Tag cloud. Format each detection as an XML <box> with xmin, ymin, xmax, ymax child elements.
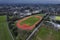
<box><xmin>0</xmin><ymin>0</ymin><xmax>60</xmax><ymax>4</ymax></box>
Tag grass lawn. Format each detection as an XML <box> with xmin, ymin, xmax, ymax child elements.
<box><xmin>0</xmin><ymin>16</ymin><xmax>13</xmax><ymax>40</ymax></box>
<box><xmin>55</xmin><ymin>16</ymin><xmax>60</xmax><ymax>20</ymax></box>
<box><xmin>20</xmin><ymin>14</ymin><xmax>45</xmax><ymax>26</ymax></box>
<box><xmin>33</xmin><ymin>25</ymin><xmax>60</xmax><ymax>40</ymax></box>
<box><xmin>20</xmin><ymin>16</ymin><xmax>40</xmax><ymax>26</ymax></box>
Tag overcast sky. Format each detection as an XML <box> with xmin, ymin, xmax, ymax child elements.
<box><xmin>0</xmin><ymin>0</ymin><xmax>60</xmax><ymax>4</ymax></box>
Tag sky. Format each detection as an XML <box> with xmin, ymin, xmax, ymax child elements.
<box><xmin>0</xmin><ymin>0</ymin><xmax>60</xmax><ymax>4</ymax></box>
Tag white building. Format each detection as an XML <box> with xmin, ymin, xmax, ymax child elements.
<box><xmin>46</xmin><ymin>20</ymin><xmax>60</xmax><ymax>30</ymax></box>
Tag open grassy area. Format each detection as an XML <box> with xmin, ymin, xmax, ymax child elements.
<box><xmin>55</xmin><ymin>16</ymin><xmax>60</xmax><ymax>20</ymax></box>
<box><xmin>0</xmin><ymin>16</ymin><xmax>13</xmax><ymax>40</ymax></box>
<box><xmin>20</xmin><ymin>16</ymin><xmax>40</xmax><ymax>26</ymax></box>
<box><xmin>20</xmin><ymin>14</ymin><xmax>45</xmax><ymax>26</ymax></box>
<box><xmin>33</xmin><ymin>25</ymin><xmax>60</xmax><ymax>40</ymax></box>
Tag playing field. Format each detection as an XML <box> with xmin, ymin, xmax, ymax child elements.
<box><xmin>16</xmin><ymin>14</ymin><xmax>43</xmax><ymax>30</ymax></box>
<box><xmin>55</xmin><ymin>16</ymin><xmax>60</xmax><ymax>20</ymax></box>
<box><xmin>20</xmin><ymin>16</ymin><xmax>40</xmax><ymax>26</ymax></box>
<box><xmin>33</xmin><ymin>25</ymin><xmax>60</xmax><ymax>40</ymax></box>
<box><xmin>0</xmin><ymin>16</ymin><xmax>13</xmax><ymax>40</ymax></box>
<box><xmin>20</xmin><ymin>14</ymin><xmax>44</xmax><ymax>26</ymax></box>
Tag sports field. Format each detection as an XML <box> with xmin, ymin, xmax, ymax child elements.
<box><xmin>0</xmin><ymin>16</ymin><xmax>13</xmax><ymax>40</ymax></box>
<box><xmin>33</xmin><ymin>25</ymin><xmax>60</xmax><ymax>40</ymax></box>
<box><xmin>55</xmin><ymin>16</ymin><xmax>60</xmax><ymax>20</ymax></box>
<box><xmin>16</xmin><ymin>14</ymin><xmax>43</xmax><ymax>30</ymax></box>
<box><xmin>20</xmin><ymin>14</ymin><xmax>44</xmax><ymax>26</ymax></box>
<box><xmin>20</xmin><ymin>16</ymin><xmax>40</xmax><ymax>26</ymax></box>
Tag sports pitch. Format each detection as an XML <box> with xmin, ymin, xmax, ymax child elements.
<box><xmin>55</xmin><ymin>16</ymin><xmax>60</xmax><ymax>20</ymax></box>
<box><xmin>16</xmin><ymin>14</ymin><xmax>43</xmax><ymax>30</ymax></box>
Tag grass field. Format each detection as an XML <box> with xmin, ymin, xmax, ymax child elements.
<box><xmin>0</xmin><ymin>16</ymin><xmax>13</xmax><ymax>40</ymax></box>
<box><xmin>55</xmin><ymin>16</ymin><xmax>60</xmax><ymax>20</ymax></box>
<box><xmin>20</xmin><ymin>14</ymin><xmax>44</xmax><ymax>26</ymax></box>
<box><xmin>33</xmin><ymin>25</ymin><xmax>60</xmax><ymax>40</ymax></box>
<box><xmin>20</xmin><ymin>16</ymin><xmax>40</xmax><ymax>26</ymax></box>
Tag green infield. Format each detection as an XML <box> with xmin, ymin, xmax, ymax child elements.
<box><xmin>55</xmin><ymin>16</ymin><xmax>60</xmax><ymax>20</ymax></box>
<box><xmin>20</xmin><ymin>14</ymin><xmax>45</xmax><ymax>26</ymax></box>
<box><xmin>0</xmin><ymin>16</ymin><xmax>13</xmax><ymax>40</ymax></box>
<box><xmin>20</xmin><ymin>16</ymin><xmax>40</xmax><ymax>26</ymax></box>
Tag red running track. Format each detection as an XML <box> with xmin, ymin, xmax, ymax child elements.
<box><xmin>16</xmin><ymin>16</ymin><xmax>42</xmax><ymax>31</ymax></box>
